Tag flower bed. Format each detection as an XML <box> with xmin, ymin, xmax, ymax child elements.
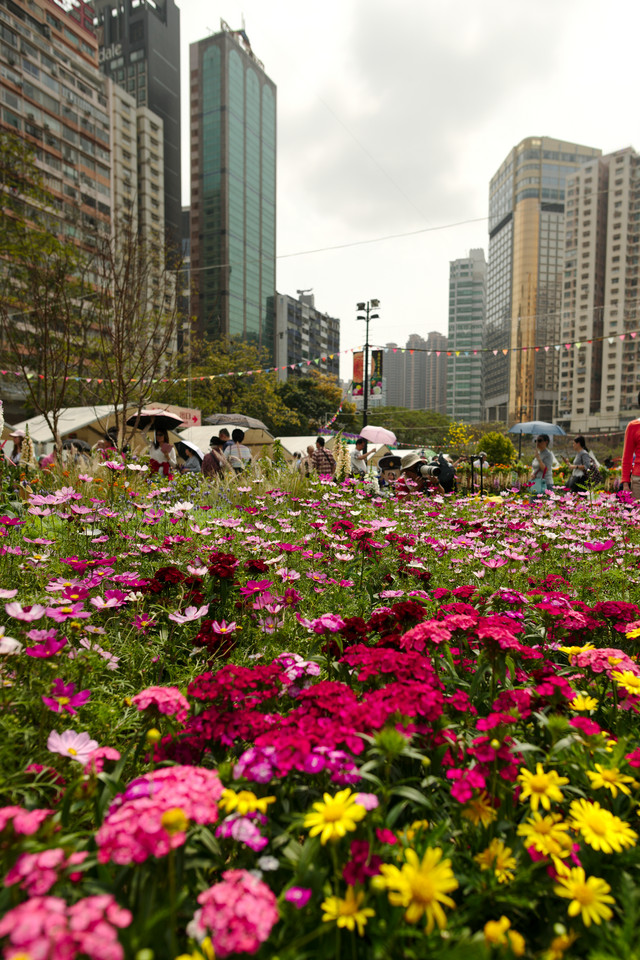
<box><xmin>1</xmin><ymin>465</ymin><xmax>640</xmax><ymax>958</ymax></box>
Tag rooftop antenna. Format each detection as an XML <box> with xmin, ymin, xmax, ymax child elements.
<box><xmin>297</xmin><ymin>288</ymin><xmax>313</xmax><ymax>296</ymax></box>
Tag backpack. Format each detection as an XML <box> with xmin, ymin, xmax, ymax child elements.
<box><xmin>435</xmin><ymin>454</ymin><xmax>456</xmax><ymax>493</ymax></box>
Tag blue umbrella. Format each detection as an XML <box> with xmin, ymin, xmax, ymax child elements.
<box><xmin>508</xmin><ymin>420</ymin><xmax>566</xmax><ymax>436</ymax></box>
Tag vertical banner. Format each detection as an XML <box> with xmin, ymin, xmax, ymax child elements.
<box><xmin>370</xmin><ymin>349</ymin><xmax>383</xmax><ymax>396</ymax></box>
<box><xmin>352</xmin><ymin>351</ymin><xmax>363</xmax><ymax>396</ymax></box>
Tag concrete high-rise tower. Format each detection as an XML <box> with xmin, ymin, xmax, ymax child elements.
<box><xmin>93</xmin><ymin>0</ymin><xmax>181</xmax><ymax>243</ymax></box>
<box><xmin>484</xmin><ymin>136</ymin><xmax>601</xmax><ymax>423</ymax></box>
<box><xmin>559</xmin><ymin>147</ymin><xmax>640</xmax><ymax>433</ymax></box>
<box><xmin>447</xmin><ymin>249</ymin><xmax>486</xmax><ymax>423</ymax></box>
<box><xmin>189</xmin><ymin>22</ymin><xmax>276</xmax><ymax>355</ymax></box>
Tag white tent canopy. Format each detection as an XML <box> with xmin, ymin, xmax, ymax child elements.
<box><xmin>9</xmin><ymin>406</ymin><xmax>118</xmax><ymax>451</ymax></box>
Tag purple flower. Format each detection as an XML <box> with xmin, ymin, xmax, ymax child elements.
<box><xmin>215</xmin><ymin>816</ymin><xmax>268</xmax><ymax>851</ymax></box>
<box><xmin>42</xmin><ymin>679</ymin><xmax>91</xmax><ymax>715</ymax></box>
<box><xmin>46</xmin><ymin>603</ymin><xmax>91</xmax><ymax>623</ymax></box>
<box><xmin>285</xmin><ymin>887</ymin><xmax>312</xmax><ymax>908</ymax></box>
<box><xmin>26</xmin><ymin>636</ymin><xmax>67</xmax><ymax>659</ymax></box>
<box><xmin>210</xmin><ymin>620</ymin><xmax>237</xmax><ymax>635</ymax></box>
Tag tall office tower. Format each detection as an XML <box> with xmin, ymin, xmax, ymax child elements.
<box><xmin>383</xmin><ymin>343</ymin><xmax>405</xmax><ymax>406</ymax></box>
<box><xmin>189</xmin><ymin>22</ymin><xmax>276</xmax><ymax>355</ymax></box>
<box><xmin>0</xmin><ymin>0</ymin><xmax>111</xmax><ymax>242</ymax></box>
<box><xmin>424</xmin><ymin>331</ymin><xmax>448</xmax><ymax>414</ymax></box>
<box><xmin>275</xmin><ymin>292</ymin><xmax>339</xmax><ymax>382</ymax></box>
<box><xmin>559</xmin><ymin>148</ymin><xmax>640</xmax><ymax>433</ymax></box>
<box><xmin>404</xmin><ymin>333</ymin><xmax>428</xmax><ymax>409</ymax></box>
<box><xmin>447</xmin><ymin>249</ymin><xmax>486</xmax><ymax>422</ymax></box>
<box><xmin>93</xmin><ymin>0</ymin><xmax>181</xmax><ymax>243</ymax></box>
<box><xmin>483</xmin><ymin>137</ymin><xmax>601</xmax><ymax>423</ymax></box>
<box><xmin>108</xmin><ymin>81</ymin><xmax>164</xmax><ymax>242</ymax></box>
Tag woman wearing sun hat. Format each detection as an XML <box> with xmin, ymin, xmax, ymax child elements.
<box><xmin>6</xmin><ymin>429</ymin><xmax>25</xmax><ymax>466</ymax></box>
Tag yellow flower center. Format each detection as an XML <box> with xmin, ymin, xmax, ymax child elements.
<box><xmin>410</xmin><ymin>873</ymin><xmax>436</xmax><ymax>904</ymax></box>
<box><xmin>56</xmin><ymin>697</ymin><xmax>70</xmax><ymax>706</ymax></box>
<box><xmin>572</xmin><ymin>881</ymin><xmax>596</xmax><ymax>906</ymax></box>
<box><xmin>61</xmin><ymin>607</ymin><xmax>73</xmax><ymax>614</ymax></box>
<box><xmin>68</xmin><ymin>747</ymin><xmax>77</xmax><ymax>755</ymax></box>
<box><xmin>585</xmin><ymin>811</ymin><xmax>607</xmax><ymax>835</ymax></box>
<box><xmin>161</xmin><ymin>807</ymin><xmax>189</xmax><ymax>835</ymax></box>
<box><xmin>529</xmin><ymin>774</ymin><xmax>549</xmax><ymax>793</ymax></box>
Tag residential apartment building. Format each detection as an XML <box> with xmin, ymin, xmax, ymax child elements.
<box><xmin>93</xmin><ymin>0</ymin><xmax>181</xmax><ymax>243</ymax></box>
<box><xmin>189</xmin><ymin>22</ymin><xmax>276</xmax><ymax>354</ymax></box>
<box><xmin>108</xmin><ymin>80</ymin><xmax>163</xmax><ymax>242</ymax></box>
<box><xmin>425</xmin><ymin>330</ymin><xmax>448</xmax><ymax>415</ymax></box>
<box><xmin>447</xmin><ymin>249</ymin><xmax>486</xmax><ymax>422</ymax></box>
<box><xmin>484</xmin><ymin>136</ymin><xmax>601</xmax><ymax>423</ymax></box>
<box><xmin>0</xmin><ymin>0</ymin><xmax>111</xmax><ymax>244</ymax></box>
<box><xmin>275</xmin><ymin>292</ymin><xmax>340</xmax><ymax>381</ymax></box>
<box><xmin>559</xmin><ymin>147</ymin><xmax>640</xmax><ymax>432</ymax></box>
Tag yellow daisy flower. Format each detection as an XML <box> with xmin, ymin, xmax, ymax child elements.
<box><xmin>542</xmin><ymin>931</ymin><xmax>578</xmax><ymax>960</ymax></box>
<box><xmin>462</xmin><ymin>791</ymin><xmax>497</xmax><ymax>828</ymax></box>
<box><xmin>569</xmin><ymin>694</ymin><xmax>598</xmax><ymax>712</ymax></box>
<box><xmin>517</xmin><ymin>812</ymin><xmax>572</xmax><ymax>859</ymax></box>
<box><xmin>303</xmin><ymin>789</ymin><xmax>366</xmax><ymax>844</ymax></box>
<box><xmin>517</xmin><ymin>764</ymin><xmax>570</xmax><ymax>811</ymax></box>
<box><xmin>586</xmin><ymin>763</ymin><xmax>636</xmax><ymax>798</ymax></box>
<box><xmin>559</xmin><ymin>643</ymin><xmax>595</xmax><ymax>660</ymax></box>
<box><xmin>484</xmin><ymin>916</ymin><xmax>526</xmax><ymax>956</ymax></box>
<box><xmin>554</xmin><ymin>867</ymin><xmax>615</xmax><ymax>926</ymax></box>
<box><xmin>569</xmin><ymin>799</ymin><xmax>637</xmax><ymax>853</ymax></box>
<box><xmin>611</xmin><ymin>670</ymin><xmax>640</xmax><ymax>696</ymax></box>
<box><xmin>474</xmin><ymin>838</ymin><xmax>516</xmax><ymax>883</ymax></box>
<box><xmin>379</xmin><ymin>846</ymin><xmax>458</xmax><ymax>934</ymax></box>
<box><xmin>219</xmin><ymin>789</ymin><xmax>276</xmax><ymax>816</ymax></box>
<box><xmin>321</xmin><ymin>886</ymin><xmax>375</xmax><ymax>936</ymax></box>
<box><xmin>626</xmin><ymin>627</ymin><xmax>640</xmax><ymax>640</ymax></box>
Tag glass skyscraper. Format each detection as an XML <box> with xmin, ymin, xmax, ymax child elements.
<box><xmin>483</xmin><ymin>137</ymin><xmax>601</xmax><ymax>423</ymax></box>
<box><xmin>190</xmin><ymin>24</ymin><xmax>276</xmax><ymax>354</ymax></box>
<box><xmin>448</xmin><ymin>249</ymin><xmax>486</xmax><ymax>423</ymax></box>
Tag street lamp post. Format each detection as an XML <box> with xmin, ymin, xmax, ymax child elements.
<box><xmin>356</xmin><ymin>299</ymin><xmax>380</xmax><ymax>429</ymax></box>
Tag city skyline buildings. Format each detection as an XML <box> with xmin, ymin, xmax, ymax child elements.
<box><xmin>189</xmin><ymin>22</ymin><xmax>276</xmax><ymax>353</ymax></box>
<box><xmin>275</xmin><ymin>291</ymin><xmax>340</xmax><ymax>382</ymax></box>
<box><xmin>483</xmin><ymin>136</ymin><xmax>602</xmax><ymax>424</ymax></box>
<box><xmin>93</xmin><ymin>0</ymin><xmax>182</xmax><ymax>243</ymax></box>
<box><xmin>447</xmin><ymin>249</ymin><xmax>485</xmax><ymax>422</ymax></box>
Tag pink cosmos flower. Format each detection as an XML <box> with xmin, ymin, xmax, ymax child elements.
<box><xmin>168</xmin><ymin>604</ymin><xmax>210</xmax><ymax>624</ymax></box>
<box><xmin>5</xmin><ymin>601</ymin><xmax>46</xmax><ymax>622</ymax></box>
<box><xmin>210</xmin><ymin>619</ymin><xmax>237</xmax><ymax>635</ymax></box>
<box><xmin>239</xmin><ymin>579</ymin><xmax>273</xmax><ymax>598</ymax></box>
<box><xmin>131</xmin><ymin>685</ymin><xmax>190</xmax><ymax>724</ymax></box>
<box><xmin>47</xmin><ymin>729</ymin><xmax>99</xmax><ymax>764</ymax></box>
<box><xmin>90</xmin><ymin>590</ymin><xmax>128</xmax><ymax>610</ymax></box>
<box><xmin>0</xmin><ymin>626</ymin><xmax>21</xmax><ymax>655</ymax></box>
<box><xmin>0</xmin><ymin>805</ymin><xmax>52</xmax><ymax>835</ymax></box>
<box><xmin>46</xmin><ymin>602</ymin><xmax>92</xmax><ymax>622</ymax></box>
<box><xmin>584</xmin><ymin>539</ymin><xmax>614</xmax><ymax>551</ymax></box>
<box><xmin>0</xmin><ymin>894</ymin><xmax>131</xmax><ymax>960</ymax></box>
<box><xmin>196</xmin><ymin>869</ymin><xmax>279</xmax><ymax>958</ymax></box>
<box><xmin>132</xmin><ymin>614</ymin><xmax>156</xmax><ymax>632</ymax></box>
<box><xmin>0</xmin><ymin>588</ymin><xmax>17</xmax><ymax>599</ymax></box>
<box><xmin>42</xmin><ymin>679</ymin><xmax>91</xmax><ymax>715</ymax></box>
<box><xmin>284</xmin><ymin>887</ymin><xmax>312</xmax><ymax>908</ymax></box>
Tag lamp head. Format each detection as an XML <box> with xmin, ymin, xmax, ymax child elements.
<box><xmin>356</xmin><ymin>302</ymin><xmax>366</xmax><ymax>311</ymax></box>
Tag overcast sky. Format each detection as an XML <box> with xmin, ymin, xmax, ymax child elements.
<box><xmin>179</xmin><ymin>0</ymin><xmax>640</xmax><ymax>378</ymax></box>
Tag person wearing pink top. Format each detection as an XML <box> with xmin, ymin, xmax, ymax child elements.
<box><xmin>621</xmin><ymin>394</ymin><xmax>640</xmax><ymax>499</ymax></box>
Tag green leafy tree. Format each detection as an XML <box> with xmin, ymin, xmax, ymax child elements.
<box><xmin>160</xmin><ymin>337</ymin><xmax>305</xmax><ymax>435</ymax></box>
<box><xmin>477</xmin><ymin>431</ymin><xmax>517</xmax><ymax>465</ymax></box>
<box><xmin>0</xmin><ymin>130</ymin><xmax>95</xmax><ymax>446</ymax></box>
<box><xmin>278</xmin><ymin>371</ymin><xmax>355</xmax><ymax>433</ymax></box>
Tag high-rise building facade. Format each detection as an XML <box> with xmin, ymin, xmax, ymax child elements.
<box><xmin>275</xmin><ymin>292</ymin><xmax>339</xmax><ymax>381</ymax></box>
<box><xmin>447</xmin><ymin>249</ymin><xmax>486</xmax><ymax>422</ymax></box>
<box><xmin>559</xmin><ymin>148</ymin><xmax>640</xmax><ymax>432</ymax></box>
<box><xmin>189</xmin><ymin>23</ymin><xmax>276</xmax><ymax>355</ymax></box>
<box><xmin>0</xmin><ymin>0</ymin><xmax>111</xmax><ymax>243</ymax></box>
<box><xmin>93</xmin><ymin>0</ymin><xmax>181</xmax><ymax>243</ymax></box>
<box><xmin>404</xmin><ymin>333</ymin><xmax>428</xmax><ymax>409</ymax></box>
<box><xmin>383</xmin><ymin>343</ymin><xmax>405</xmax><ymax>406</ymax></box>
<box><xmin>108</xmin><ymin>80</ymin><xmax>164</xmax><ymax>243</ymax></box>
<box><xmin>484</xmin><ymin>137</ymin><xmax>601</xmax><ymax>423</ymax></box>
<box><xmin>425</xmin><ymin>331</ymin><xmax>448</xmax><ymax>414</ymax></box>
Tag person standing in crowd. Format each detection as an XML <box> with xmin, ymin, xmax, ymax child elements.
<box><xmin>299</xmin><ymin>445</ymin><xmax>315</xmax><ymax>477</ymax></box>
<box><xmin>350</xmin><ymin>437</ymin><xmax>373</xmax><ymax>478</ymax></box>
<box><xmin>566</xmin><ymin>436</ymin><xmax>593</xmax><ymax>493</ymax></box>
<box><xmin>226</xmin><ymin>428</ymin><xmax>252</xmax><ymax>474</ymax></box>
<box><xmin>312</xmin><ymin>436</ymin><xmax>336</xmax><ymax>476</ymax></box>
<box><xmin>219</xmin><ymin>428</ymin><xmax>231</xmax><ymax>451</ymax></box>
<box><xmin>202</xmin><ymin>436</ymin><xmax>230</xmax><ymax>478</ymax></box>
<box><xmin>149</xmin><ymin>428</ymin><xmax>176</xmax><ymax>476</ymax></box>
<box><xmin>530</xmin><ymin>434</ymin><xmax>554</xmax><ymax>492</ymax></box>
<box><xmin>621</xmin><ymin>392</ymin><xmax>640</xmax><ymax>499</ymax></box>
<box><xmin>6</xmin><ymin>429</ymin><xmax>25</xmax><ymax>465</ymax></box>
